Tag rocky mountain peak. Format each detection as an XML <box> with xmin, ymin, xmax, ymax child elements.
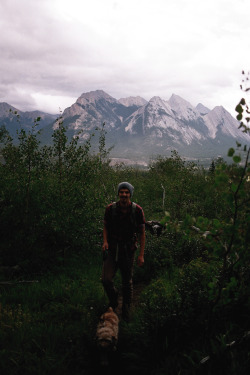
<box><xmin>168</xmin><ymin>93</ymin><xmax>192</xmax><ymax>109</ymax></box>
<box><xmin>211</xmin><ymin>106</ymin><xmax>228</xmax><ymax>116</ymax></box>
<box><xmin>146</xmin><ymin>96</ymin><xmax>174</xmax><ymax>117</ymax></box>
<box><xmin>168</xmin><ymin>94</ymin><xmax>200</xmax><ymax>121</ymax></box>
<box><xmin>148</xmin><ymin>96</ymin><xmax>165</xmax><ymax>105</ymax></box>
<box><xmin>3</xmin><ymin>89</ymin><xmax>249</xmax><ymax>163</ymax></box>
<box><xmin>0</xmin><ymin>102</ymin><xmax>57</xmax><ymax>138</ymax></box>
<box><xmin>0</xmin><ymin>102</ymin><xmax>18</xmax><ymax>117</ymax></box>
<box><xmin>118</xmin><ymin>96</ymin><xmax>147</xmax><ymax>107</ymax></box>
<box><xmin>196</xmin><ymin>103</ymin><xmax>211</xmax><ymax>115</ymax></box>
<box><xmin>77</xmin><ymin>90</ymin><xmax>116</xmax><ymax>105</ymax></box>
<box><xmin>168</xmin><ymin>93</ymin><xmax>188</xmax><ymax>105</ymax></box>
<box><xmin>203</xmin><ymin>106</ymin><xmax>240</xmax><ymax>139</ymax></box>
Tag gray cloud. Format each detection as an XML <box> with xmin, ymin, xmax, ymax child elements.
<box><xmin>0</xmin><ymin>0</ymin><xmax>250</xmax><ymax>115</ymax></box>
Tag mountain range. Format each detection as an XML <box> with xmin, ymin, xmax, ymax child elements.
<box><xmin>0</xmin><ymin>102</ymin><xmax>58</xmax><ymax>137</ymax></box>
<box><xmin>1</xmin><ymin>90</ymin><xmax>249</xmax><ymax>165</ymax></box>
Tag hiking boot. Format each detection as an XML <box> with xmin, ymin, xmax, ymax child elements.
<box><xmin>122</xmin><ymin>303</ymin><xmax>130</xmax><ymax>322</ymax></box>
<box><xmin>109</xmin><ymin>290</ymin><xmax>119</xmax><ymax>310</ymax></box>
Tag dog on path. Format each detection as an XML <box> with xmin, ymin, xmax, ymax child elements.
<box><xmin>96</xmin><ymin>307</ymin><xmax>119</xmax><ymax>366</ymax></box>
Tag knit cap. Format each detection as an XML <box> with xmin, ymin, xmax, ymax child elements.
<box><xmin>117</xmin><ymin>182</ymin><xmax>134</xmax><ymax>197</ymax></box>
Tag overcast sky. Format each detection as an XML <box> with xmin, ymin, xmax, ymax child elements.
<box><xmin>0</xmin><ymin>0</ymin><xmax>249</xmax><ymax>115</ymax></box>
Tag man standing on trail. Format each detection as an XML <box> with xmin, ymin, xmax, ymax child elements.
<box><xmin>102</xmin><ymin>182</ymin><xmax>145</xmax><ymax>322</ymax></box>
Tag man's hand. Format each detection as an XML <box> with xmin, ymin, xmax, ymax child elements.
<box><xmin>137</xmin><ymin>254</ymin><xmax>144</xmax><ymax>267</ymax></box>
<box><xmin>102</xmin><ymin>241</ymin><xmax>109</xmax><ymax>251</ymax></box>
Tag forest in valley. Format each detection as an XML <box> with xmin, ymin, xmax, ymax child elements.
<box><xmin>0</xmin><ymin>94</ymin><xmax>249</xmax><ymax>375</ymax></box>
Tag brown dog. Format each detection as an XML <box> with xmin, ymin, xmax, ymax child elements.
<box><xmin>96</xmin><ymin>307</ymin><xmax>119</xmax><ymax>366</ymax></box>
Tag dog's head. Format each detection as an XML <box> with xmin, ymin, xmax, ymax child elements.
<box><xmin>100</xmin><ymin>307</ymin><xmax>119</xmax><ymax>325</ymax></box>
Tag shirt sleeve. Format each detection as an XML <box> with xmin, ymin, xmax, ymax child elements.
<box><xmin>136</xmin><ymin>205</ymin><xmax>145</xmax><ymax>228</ymax></box>
<box><xmin>104</xmin><ymin>204</ymin><xmax>112</xmax><ymax>226</ymax></box>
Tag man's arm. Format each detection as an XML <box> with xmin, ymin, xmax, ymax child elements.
<box><xmin>102</xmin><ymin>223</ymin><xmax>109</xmax><ymax>251</ymax></box>
<box><xmin>137</xmin><ymin>225</ymin><xmax>145</xmax><ymax>267</ymax></box>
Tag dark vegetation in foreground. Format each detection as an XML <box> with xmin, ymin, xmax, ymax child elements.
<box><xmin>0</xmin><ymin>93</ymin><xmax>249</xmax><ymax>375</ymax></box>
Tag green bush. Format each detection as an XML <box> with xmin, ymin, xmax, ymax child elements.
<box><xmin>0</xmin><ymin>107</ymin><xmax>249</xmax><ymax>374</ymax></box>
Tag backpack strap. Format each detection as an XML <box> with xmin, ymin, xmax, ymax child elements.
<box><xmin>131</xmin><ymin>202</ymin><xmax>137</xmax><ymax>228</ymax></box>
<box><xmin>112</xmin><ymin>202</ymin><xmax>117</xmax><ymax>219</ymax></box>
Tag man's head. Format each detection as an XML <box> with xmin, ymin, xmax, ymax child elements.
<box><xmin>117</xmin><ymin>182</ymin><xmax>134</xmax><ymax>198</ymax></box>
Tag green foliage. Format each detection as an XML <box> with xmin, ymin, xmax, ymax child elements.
<box><xmin>0</xmin><ymin>117</ymin><xmax>114</xmax><ymax>272</ymax></box>
<box><xmin>228</xmin><ymin>147</ymin><xmax>235</xmax><ymax>157</ymax></box>
<box><xmin>0</xmin><ymin>125</ymin><xmax>10</xmax><ymax>143</ymax></box>
<box><xmin>0</xmin><ymin>96</ymin><xmax>250</xmax><ymax>374</ymax></box>
<box><xmin>0</xmin><ymin>263</ymin><xmax>105</xmax><ymax>375</ymax></box>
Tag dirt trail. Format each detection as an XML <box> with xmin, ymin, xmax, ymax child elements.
<box><xmin>115</xmin><ymin>282</ymin><xmax>146</xmax><ymax>319</ymax></box>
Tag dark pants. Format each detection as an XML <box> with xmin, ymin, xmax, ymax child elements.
<box><xmin>102</xmin><ymin>242</ymin><xmax>135</xmax><ymax>308</ymax></box>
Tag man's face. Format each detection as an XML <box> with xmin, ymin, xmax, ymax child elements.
<box><xmin>118</xmin><ymin>188</ymin><xmax>131</xmax><ymax>203</ymax></box>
